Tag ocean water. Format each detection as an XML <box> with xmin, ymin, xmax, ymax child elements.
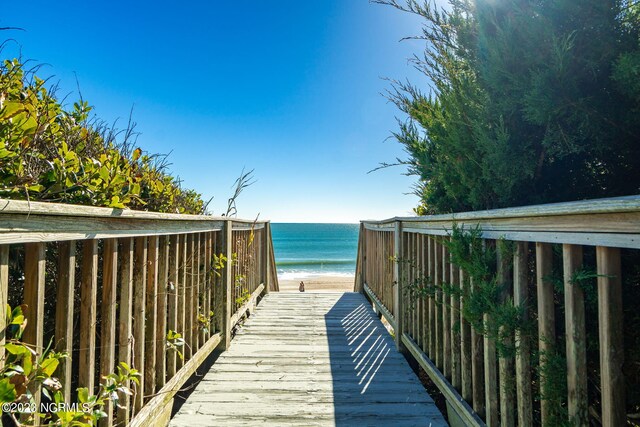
<box><xmin>271</xmin><ymin>223</ymin><xmax>359</xmax><ymax>279</ymax></box>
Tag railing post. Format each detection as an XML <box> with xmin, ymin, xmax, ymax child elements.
<box><xmin>563</xmin><ymin>244</ymin><xmax>588</xmax><ymax>425</ymax></box>
<box><xmin>79</xmin><ymin>240</ymin><xmax>98</xmax><ymax>394</ymax></box>
<box><xmin>0</xmin><ymin>245</ymin><xmax>8</xmax><ymax>370</ymax></box>
<box><xmin>393</xmin><ymin>220</ymin><xmax>405</xmax><ymax>352</ymax></box>
<box><xmin>55</xmin><ymin>241</ymin><xmax>75</xmax><ymax>403</ymax></box>
<box><xmin>597</xmin><ymin>246</ymin><xmax>625</xmax><ymax>426</ymax></box>
<box><xmin>216</xmin><ymin>219</ymin><xmax>233</xmax><ymax>350</ymax></box>
<box><xmin>262</xmin><ymin>222</ymin><xmax>271</xmax><ymax>294</ymax></box>
<box><xmin>24</xmin><ymin>242</ymin><xmax>45</xmax><ymax>426</ymax></box>
<box><xmin>355</xmin><ymin>223</ymin><xmax>366</xmax><ymax>293</ymax></box>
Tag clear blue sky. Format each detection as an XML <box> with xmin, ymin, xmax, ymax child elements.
<box><xmin>2</xmin><ymin>1</ymin><xmax>430</xmax><ymax>222</ymax></box>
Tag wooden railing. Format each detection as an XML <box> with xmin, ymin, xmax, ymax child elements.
<box><xmin>0</xmin><ymin>199</ymin><xmax>278</xmax><ymax>426</ymax></box>
<box><xmin>355</xmin><ymin>195</ymin><xmax>640</xmax><ymax>426</ymax></box>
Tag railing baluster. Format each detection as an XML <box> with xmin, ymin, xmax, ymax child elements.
<box><xmin>24</xmin><ymin>242</ymin><xmax>46</xmax><ymax>425</ymax></box>
<box><xmin>470</xmin><ymin>275</ymin><xmax>485</xmax><ymax>417</ymax></box>
<box><xmin>0</xmin><ymin>201</ymin><xmax>279</xmax><ymax>427</ymax></box>
<box><xmin>117</xmin><ymin>237</ymin><xmax>134</xmax><ymax>426</ymax></box>
<box><xmin>204</xmin><ymin>232</ymin><xmax>212</xmax><ymax>340</ymax></box>
<box><xmin>421</xmin><ymin>235</ymin><xmax>429</xmax><ymax>354</ymax></box>
<box><xmin>167</xmin><ymin>234</ymin><xmax>179</xmax><ymax>378</ymax></box>
<box><xmin>428</xmin><ymin>237</ymin><xmax>436</xmax><ymax>359</ymax></box>
<box><xmin>156</xmin><ymin>236</ymin><xmax>169</xmax><ymax>391</ymax></box>
<box><xmin>178</xmin><ymin>234</ymin><xmax>187</xmax><ymax>366</ymax></box>
<box><xmin>596</xmin><ymin>246</ymin><xmax>625</xmax><ymax>426</ymax></box>
<box><xmin>133</xmin><ymin>236</ymin><xmax>147</xmax><ymax>413</ymax></box>
<box><xmin>184</xmin><ymin>234</ymin><xmax>194</xmax><ymax>360</ymax></box>
<box><xmin>0</xmin><ymin>245</ymin><xmax>8</xmax><ymax>370</ymax></box>
<box><xmin>193</xmin><ymin>233</ymin><xmax>201</xmax><ymax>351</ymax></box>
<box><xmin>80</xmin><ymin>240</ymin><xmax>98</xmax><ymax>393</ymax></box>
<box><xmin>450</xmin><ymin>249</ymin><xmax>461</xmax><ymax>391</ymax></box>
<box><xmin>460</xmin><ymin>268</ymin><xmax>472</xmax><ymax>403</ymax></box>
<box><xmin>100</xmin><ymin>238</ymin><xmax>118</xmax><ymax>427</ymax></box>
<box><xmin>483</xmin><ymin>307</ymin><xmax>498</xmax><ymax>425</ymax></box>
<box><xmin>435</xmin><ymin>239</ymin><xmax>442</xmax><ymax>370</ymax></box>
<box><xmin>418</xmin><ymin>234</ymin><xmax>425</xmax><ymax>351</ymax></box>
<box><xmin>443</xmin><ymin>242</ymin><xmax>451</xmax><ymax>380</ymax></box>
<box><xmin>497</xmin><ymin>245</ymin><xmax>514</xmax><ymax>426</ymax></box>
<box><xmin>514</xmin><ymin>242</ymin><xmax>533</xmax><ymax>427</ymax></box>
<box><xmin>536</xmin><ymin>242</ymin><xmax>555</xmax><ymax>425</ymax></box>
<box><xmin>563</xmin><ymin>244</ymin><xmax>588</xmax><ymax>425</ymax></box>
<box><xmin>410</xmin><ymin>233</ymin><xmax>414</xmax><ymax>342</ymax></box>
<box><xmin>55</xmin><ymin>241</ymin><xmax>75</xmax><ymax>402</ymax></box>
<box><xmin>145</xmin><ymin>235</ymin><xmax>159</xmax><ymax>400</ymax></box>
<box><xmin>218</xmin><ymin>220</ymin><xmax>233</xmax><ymax>350</ymax></box>
<box><xmin>264</xmin><ymin>224</ymin><xmax>272</xmax><ymax>293</ymax></box>
<box><xmin>393</xmin><ymin>221</ymin><xmax>404</xmax><ymax>351</ymax></box>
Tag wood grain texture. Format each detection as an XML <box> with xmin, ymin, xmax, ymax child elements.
<box><xmin>144</xmin><ymin>235</ymin><xmax>159</xmax><ymax>400</ymax></box>
<box><xmin>536</xmin><ymin>242</ymin><xmax>555</xmax><ymax>425</ymax></box>
<box><xmin>435</xmin><ymin>240</ymin><xmax>443</xmax><ymax>371</ymax></box>
<box><xmin>450</xmin><ymin>259</ymin><xmax>461</xmax><ymax>391</ymax></box>
<box><xmin>129</xmin><ymin>333</ymin><xmax>222</xmax><ymax>427</ymax></box>
<box><xmin>55</xmin><ymin>241</ymin><xmax>75</xmax><ymax>402</ymax></box>
<box><xmin>218</xmin><ymin>222</ymin><xmax>233</xmax><ymax>350</ymax></box>
<box><xmin>117</xmin><ymin>237</ymin><xmax>134</xmax><ymax>426</ymax></box>
<box><xmin>393</xmin><ymin>221</ymin><xmax>404</xmax><ymax>351</ymax></box>
<box><xmin>99</xmin><ymin>238</ymin><xmax>118</xmax><ymax>427</ymax></box>
<box><xmin>460</xmin><ymin>268</ymin><xmax>473</xmax><ymax>403</ymax></box>
<box><xmin>497</xmin><ymin>246</ymin><xmax>514</xmax><ymax>427</ymax></box>
<box><xmin>177</xmin><ymin>234</ymin><xmax>187</xmax><ymax>369</ymax></box>
<box><xmin>184</xmin><ymin>234</ymin><xmax>194</xmax><ymax>359</ymax></box>
<box><xmin>170</xmin><ymin>293</ymin><xmax>447</xmax><ymax>427</ymax></box>
<box><xmin>563</xmin><ymin>244</ymin><xmax>588</xmax><ymax>426</ymax></box>
<box><xmin>514</xmin><ymin>242</ymin><xmax>533</xmax><ymax>427</ymax></box>
<box><xmin>363</xmin><ymin>283</ymin><xmax>397</xmax><ymax>330</ymax></box>
<box><xmin>597</xmin><ymin>246</ymin><xmax>626</xmax><ymax>427</ymax></box>
<box><xmin>470</xmin><ymin>277</ymin><xmax>485</xmax><ymax>417</ymax></box>
<box><xmin>364</xmin><ymin>194</ymin><xmax>640</xmax><ymax>222</ymax></box>
<box><xmin>156</xmin><ymin>236</ymin><xmax>169</xmax><ymax>391</ymax></box>
<box><xmin>23</xmin><ymin>243</ymin><xmax>45</xmax><ymax>425</ymax></box>
<box><xmin>132</xmin><ymin>237</ymin><xmax>147</xmax><ymax>413</ymax></box>
<box><xmin>402</xmin><ymin>334</ymin><xmax>485</xmax><ymax>427</ymax></box>
<box><xmin>483</xmin><ymin>313</ymin><xmax>498</xmax><ymax>426</ymax></box>
<box><xmin>442</xmin><ymin>242</ymin><xmax>451</xmax><ymax>379</ymax></box>
<box><xmin>0</xmin><ymin>245</ymin><xmax>8</xmax><ymax>370</ymax></box>
<box><xmin>79</xmin><ymin>240</ymin><xmax>98</xmax><ymax>392</ymax></box>
<box><xmin>167</xmin><ymin>235</ymin><xmax>179</xmax><ymax>379</ymax></box>
<box><xmin>428</xmin><ymin>237</ymin><xmax>436</xmax><ymax>360</ymax></box>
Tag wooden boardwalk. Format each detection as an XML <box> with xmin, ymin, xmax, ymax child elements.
<box><xmin>170</xmin><ymin>292</ymin><xmax>447</xmax><ymax>426</ymax></box>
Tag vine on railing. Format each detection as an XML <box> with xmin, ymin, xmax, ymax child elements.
<box><xmin>397</xmin><ymin>223</ymin><xmax>619</xmax><ymax>426</ymax></box>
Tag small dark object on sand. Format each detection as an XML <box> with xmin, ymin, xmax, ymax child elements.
<box><xmin>299</xmin><ymin>281</ymin><xmax>305</xmax><ymax>292</ymax></box>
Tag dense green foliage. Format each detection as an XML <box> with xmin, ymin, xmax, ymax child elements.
<box><xmin>0</xmin><ymin>304</ymin><xmax>140</xmax><ymax>426</ymax></box>
<box><xmin>380</xmin><ymin>0</ymin><xmax>640</xmax><ymax>214</ymax></box>
<box><xmin>0</xmin><ymin>59</ymin><xmax>205</xmax><ymax>214</ymax></box>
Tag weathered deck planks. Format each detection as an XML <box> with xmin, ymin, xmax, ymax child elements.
<box><xmin>170</xmin><ymin>292</ymin><xmax>447</xmax><ymax>426</ymax></box>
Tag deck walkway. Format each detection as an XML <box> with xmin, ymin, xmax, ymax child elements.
<box><xmin>170</xmin><ymin>292</ymin><xmax>447</xmax><ymax>426</ymax></box>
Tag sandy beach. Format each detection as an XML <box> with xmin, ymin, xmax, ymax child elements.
<box><xmin>278</xmin><ymin>275</ymin><xmax>355</xmax><ymax>292</ymax></box>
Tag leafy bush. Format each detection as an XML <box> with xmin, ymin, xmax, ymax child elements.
<box><xmin>378</xmin><ymin>0</ymin><xmax>640</xmax><ymax>214</ymax></box>
<box><xmin>0</xmin><ymin>59</ymin><xmax>204</xmax><ymax>214</ymax></box>
<box><xmin>0</xmin><ymin>305</ymin><xmax>140</xmax><ymax>426</ymax></box>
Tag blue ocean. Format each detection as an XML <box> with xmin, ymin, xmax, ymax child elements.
<box><xmin>271</xmin><ymin>223</ymin><xmax>359</xmax><ymax>279</ymax></box>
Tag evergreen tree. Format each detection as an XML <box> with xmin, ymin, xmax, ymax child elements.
<box><xmin>380</xmin><ymin>0</ymin><xmax>640</xmax><ymax>214</ymax></box>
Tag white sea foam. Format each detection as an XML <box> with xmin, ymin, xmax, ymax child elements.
<box><xmin>278</xmin><ymin>271</ymin><xmax>355</xmax><ymax>281</ymax></box>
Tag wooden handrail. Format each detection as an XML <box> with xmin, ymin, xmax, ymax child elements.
<box><xmin>363</xmin><ymin>194</ymin><xmax>640</xmax><ymax>224</ymax></box>
<box><xmin>0</xmin><ymin>199</ymin><xmax>279</xmax><ymax>426</ymax></box>
<box><xmin>357</xmin><ymin>195</ymin><xmax>640</xmax><ymax>426</ymax></box>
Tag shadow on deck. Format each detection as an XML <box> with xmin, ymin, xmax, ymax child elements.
<box><xmin>169</xmin><ymin>292</ymin><xmax>447</xmax><ymax>426</ymax></box>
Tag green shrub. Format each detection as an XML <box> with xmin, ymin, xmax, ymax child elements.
<box><xmin>0</xmin><ymin>59</ymin><xmax>204</xmax><ymax>214</ymax></box>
